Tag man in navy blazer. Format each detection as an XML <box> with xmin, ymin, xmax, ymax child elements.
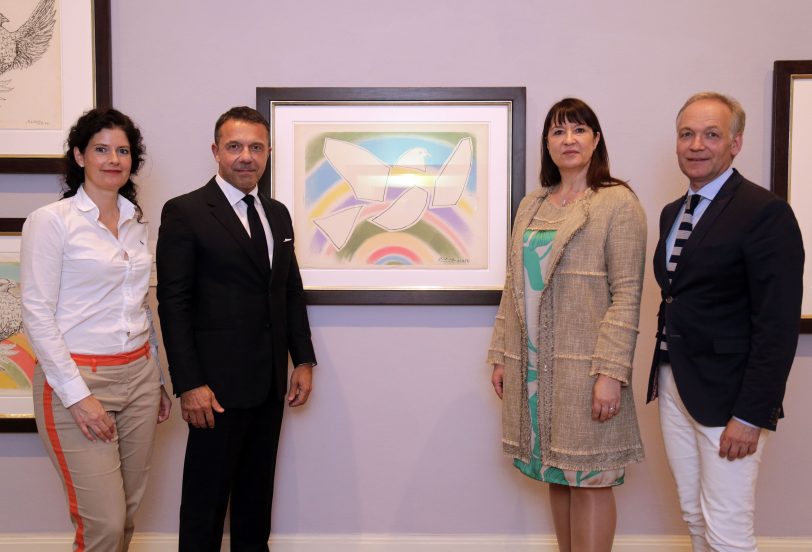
<box><xmin>157</xmin><ymin>106</ymin><xmax>316</xmax><ymax>551</ymax></box>
<box><xmin>648</xmin><ymin>92</ymin><xmax>803</xmax><ymax>551</ymax></box>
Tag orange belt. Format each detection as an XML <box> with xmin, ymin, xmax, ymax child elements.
<box><xmin>70</xmin><ymin>342</ymin><xmax>150</xmax><ymax>372</ymax></box>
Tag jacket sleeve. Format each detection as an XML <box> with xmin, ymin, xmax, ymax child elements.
<box><xmin>156</xmin><ymin>199</ymin><xmax>205</xmax><ymax>396</ymax></box>
<box><xmin>589</xmin><ymin>195</ymin><xmax>647</xmax><ymax>385</ymax></box>
<box><xmin>733</xmin><ymin>199</ymin><xmax>804</xmax><ymax>429</ymax></box>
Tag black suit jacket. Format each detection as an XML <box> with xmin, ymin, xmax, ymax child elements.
<box><xmin>647</xmin><ymin>170</ymin><xmax>804</xmax><ymax>430</ymax></box>
<box><xmin>156</xmin><ymin>178</ymin><xmax>316</xmax><ymax>408</ymax></box>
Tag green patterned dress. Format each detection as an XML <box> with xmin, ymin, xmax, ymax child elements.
<box><xmin>512</xmin><ymin>201</ymin><xmax>625</xmax><ymax>488</ymax></box>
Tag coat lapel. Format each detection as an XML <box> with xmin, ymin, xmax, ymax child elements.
<box><xmin>203</xmin><ymin>179</ymin><xmax>269</xmax><ymax>275</ymax></box>
<box><xmin>669</xmin><ymin>171</ymin><xmax>740</xmax><ymax>286</ymax></box>
<box><xmin>507</xmin><ymin>186</ymin><xmax>589</xmax><ymax>336</ymax></box>
<box><xmin>258</xmin><ymin>193</ymin><xmax>283</xmax><ymax>279</ymax></box>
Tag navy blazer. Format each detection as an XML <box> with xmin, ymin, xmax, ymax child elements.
<box><xmin>647</xmin><ymin>170</ymin><xmax>804</xmax><ymax>430</ymax></box>
<box><xmin>156</xmin><ymin>178</ymin><xmax>316</xmax><ymax>408</ymax></box>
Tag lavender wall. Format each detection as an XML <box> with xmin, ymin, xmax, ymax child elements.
<box><xmin>1</xmin><ymin>0</ymin><xmax>811</xmax><ymax>537</ymax></box>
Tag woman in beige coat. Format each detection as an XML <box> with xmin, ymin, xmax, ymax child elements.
<box><xmin>489</xmin><ymin>98</ymin><xmax>645</xmax><ymax>552</ymax></box>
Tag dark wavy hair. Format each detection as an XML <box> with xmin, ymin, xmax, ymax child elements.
<box><xmin>540</xmin><ymin>98</ymin><xmax>627</xmax><ymax>190</ymax></box>
<box><xmin>63</xmin><ymin>108</ymin><xmax>146</xmax><ymax>221</ymax></box>
<box><xmin>214</xmin><ymin>106</ymin><xmax>270</xmax><ymax>144</ymax></box>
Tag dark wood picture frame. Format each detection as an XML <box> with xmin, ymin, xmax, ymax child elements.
<box><xmin>771</xmin><ymin>60</ymin><xmax>812</xmax><ymax>333</ymax></box>
<box><xmin>0</xmin><ymin>0</ymin><xmax>112</xmax><ymax>175</ymax></box>
<box><xmin>256</xmin><ymin>87</ymin><xmax>526</xmax><ymax>306</ymax></box>
<box><xmin>0</xmin><ymin>218</ymin><xmax>36</xmax><ymax>431</ymax></box>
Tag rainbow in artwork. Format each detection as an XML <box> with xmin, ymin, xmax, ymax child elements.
<box><xmin>296</xmin><ymin>130</ymin><xmax>488</xmax><ymax>270</ymax></box>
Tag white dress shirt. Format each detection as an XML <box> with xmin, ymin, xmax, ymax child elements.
<box><xmin>215</xmin><ymin>174</ymin><xmax>274</xmax><ymax>265</ymax></box>
<box><xmin>21</xmin><ymin>186</ymin><xmax>158</xmax><ymax>407</ymax></box>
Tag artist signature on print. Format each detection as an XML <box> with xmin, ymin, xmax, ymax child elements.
<box><xmin>438</xmin><ymin>256</ymin><xmax>470</xmax><ymax>264</ymax></box>
<box><xmin>26</xmin><ymin>119</ymin><xmax>50</xmax><ymax>126</ymax></box>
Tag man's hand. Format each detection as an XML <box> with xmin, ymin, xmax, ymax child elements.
<box><xmin>491</xmin><ymin>364</ymin><xmax>505</xmax><ymax>399</ymax></box>
<box><xmin>68</xmin><ymin>395</ymin><xmax>116</xmax><ymax>442</ymax></box>
<box><xmin>288</xmin><ymin>364</ymin><xmax>313</xmax><ymax>407</ymax></box>
<box><xmin>719</xmin><ymin>418</ymin><xmax>761</xmax><ymax>460</ymax></box>
<box><xmin>180</xmin><ymin>385</ymin><xmax>224</xmax><ymax>428</ymax></box>
<box><xmin>157</xmin><ymin>385</ymin><xmax>172</xmax><ymax>423</ymax></box>
<box><xmin>592</xmin><ymin>374</ymin><xmax>621</xmax><ymax>422</ymax></box>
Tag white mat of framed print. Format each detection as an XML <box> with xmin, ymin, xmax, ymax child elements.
<box><xmin>258</xmin><ymin>87</ymin><xmax>526</xmax><ymax>305</ymax></box>
<box><xmin>771</xmin><ymin>60</ymin><xmax>812</xmax><ymax>332</ymax></box>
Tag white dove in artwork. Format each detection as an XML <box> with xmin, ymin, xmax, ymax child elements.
<box><xmin>316</xmin><ymin>137</ymin><xmax>473</xmax><ymax>245</ymax></box>
<box><xmin>0</xmin><ymin>0</ymin><xmax>57</xmax><ymax>76</ymax></box>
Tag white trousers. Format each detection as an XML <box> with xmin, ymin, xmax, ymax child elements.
<box><xmin>658</xmin><ymin>365</ymin><xmax>767</xmax><ymax>552</ymax></box>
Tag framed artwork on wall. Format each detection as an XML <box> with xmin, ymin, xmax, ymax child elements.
<box><xmin>771</xmin><ymin>60</ymin><xmax>812</xmax><ymax>333</ymax></box>
<box><xmin>257</xmin><ymin>87</ymin><xmax>526</xmax><ymax>305</ymax></box>
<box><xmin>0</xmin><ymin>219</ymin><xmax>36</xmax><ymax>432</ymax></box>
<box><xmin>0</xmin><ymin>0</ymin><xmax>111</xmax><ymax>174</ymax></box>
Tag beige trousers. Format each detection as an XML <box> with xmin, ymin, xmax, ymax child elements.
<box><xmin>33</xmin><ymin>353</ymin><xmax>161</xmax><ymax>552</ymax></box>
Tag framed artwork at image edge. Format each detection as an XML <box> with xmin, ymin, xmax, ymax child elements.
<box><xmin>256</xmin><ymin>87</ymin><xmax>526</xmax><ymax>305</ymax></box>
<box><xmin>771</xmin><ymin>60</ymin><xmax>812</xmax><ymax>333</ymax></box>
<box><xmin>0</xmin><ymin>218</ymin><xmax>35</xmax><ymax>431</ymax></box>
<box><xmin>0</xmin><ymin>0</ymin><xmax>112</xmax><ymax>175</ymax></box>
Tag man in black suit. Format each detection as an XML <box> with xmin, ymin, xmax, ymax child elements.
<box><xmin>157</xmin><ymin>106</ymin><xmax>316</xmax><ymax>551</ymax></box>
<box><xmin>648</xmin><ymin>92</ymin><xmax>803</xmax><ymax>551</ymax></box>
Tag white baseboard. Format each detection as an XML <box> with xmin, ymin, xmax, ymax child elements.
<box><xmin>0</xmin><ymin>533</ymin><xmax>809</xmax><ymax>551</ymax></box>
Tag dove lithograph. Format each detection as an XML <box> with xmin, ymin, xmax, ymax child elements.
<box><xmin>263</xmin><ymin>88</ymin><xmax>523</xmax><ymax>299</ymax></box>
<box><xmin>0</xmin><ymin>0</ymin><xmax>61</xmax><ymax>130</ymax></box>
<box><xmin>0</xmin><ymin>235</ymin><xmax>35</xmax><ymax>423</ymax></box>
<box><xmin>294</xmin><ymin>124</ymin><xmax>490</xmax><ymax>271</ymax></box>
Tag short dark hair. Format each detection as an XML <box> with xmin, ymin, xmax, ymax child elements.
<box><xmin>63</xmin><ymin>108</ymin><xmax>146</xmax><ymax>220</ymax></box>
<box><xmin>540</xmin><ymin>97</ymin><xmax>627</xmax><ymax>191</ymax></box>
<box><xmin>214</xmin><ymin>106</ymin><xmax>270</xmax><ymax>143</ymax></box>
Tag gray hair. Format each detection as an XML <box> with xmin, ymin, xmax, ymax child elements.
<box><xmin>677</xmin><ymin>92</ymin><xmax>746</xmax><ymax>136</ymax></box>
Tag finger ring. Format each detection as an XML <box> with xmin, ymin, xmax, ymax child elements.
<box><xmin>609</xmin><ymin>406</ymin><xmax>616</xmax><ymax>411</ymax></box>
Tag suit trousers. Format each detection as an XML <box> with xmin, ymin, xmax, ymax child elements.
<box><xmin>178</xmin><ymin>395</ymin><xmax>285</xmax><ymax>552</ymax></box>
<box><xmin>33</xmin><ymin>354</ymin><xmax>162</xmax><ymax>552</ymax></box>
<box><xmin>658</xmin><ymin>365</ymin><xmax>767</xmax><ymax>552</ymax></box>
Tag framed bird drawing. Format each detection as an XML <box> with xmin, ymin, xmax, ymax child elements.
<box><xmin>0</xmin><ymin>219</ymin><xmax>35</xmax><ymax>432</ymax></box>
<box><xmin>0</xmin><ymin>0</ymin><xmax>111</xmax><ymax>174</ymax></box>
<box><xmin>258</xmin><ymin>87</ymin><xmax>526</xmax><ymax>305</ymax></box>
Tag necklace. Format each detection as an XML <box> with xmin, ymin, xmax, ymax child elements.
<box><xmin>556</xmin><ymin>188</ymin><xmax>587</xmax><ymax>207</ymax></box>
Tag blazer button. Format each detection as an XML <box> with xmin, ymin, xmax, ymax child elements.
<box><xmin>665</xmin><ymin>296</ymin><xmax>674</xmax><ymax>304</ymax></box>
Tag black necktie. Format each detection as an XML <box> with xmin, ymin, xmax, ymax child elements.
<box><xmin>242</xmin><ymin>195</ymin><xmax>270</xmax><ymax>272</ymax></box>
<box><xmin>659</xmin><ymin>194</ymin><xmax>702</xmax><ymax>364</ymax></box>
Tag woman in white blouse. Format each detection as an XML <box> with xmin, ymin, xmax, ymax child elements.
<box><xmin>21</xmin><ymin>108</ymin><xmax>171</xmax><ymax>552</ymax></box>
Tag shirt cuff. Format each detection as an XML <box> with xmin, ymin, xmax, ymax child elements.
<box><xmin>732</xmin><ymin>416</ymin><xmax>759</xmax><ymax>429</ymax></box>
<box><xmin>56</xmin><ymin>375</ymin><xmax>92</xmax><ymax>408</ymax></box>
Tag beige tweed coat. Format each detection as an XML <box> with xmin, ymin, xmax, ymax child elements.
<box><xmin>488</xmin><ymin>184</ymin><xmax>646</xmax><ymax>471</ymax></box>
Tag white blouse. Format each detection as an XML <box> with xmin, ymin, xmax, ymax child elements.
<box><xmin>21</xmin><ymin>186</ymin><xmax>158</xmax><ymax>407</ymax></box>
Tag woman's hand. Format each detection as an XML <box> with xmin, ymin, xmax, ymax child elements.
<box><xmin>491</xmin><ymin>364</ymin><xmax>505</xmax><ymax>399</ymax></box>
<box><xmin>157</xmin><ymin>385</ymin><xmax>172</xmax><ymax>423</ymax></box>
<box><xmin>591</xmin><ymin>374</ymin><xmax>621</xmax><ymax>422</ymax></box>
<box><xmin>68</xmin><ymin>395</ymin><xmax>116</xmax><ymax>442</ymax></box>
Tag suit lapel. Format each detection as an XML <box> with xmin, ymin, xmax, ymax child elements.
<box><xmin>258</xmin><ymin>194</ymin><xmax>283</xmax><ymax>278</ymax></box>
<box><xmin>669</xmin><ymin>172</ymin><xmax>740</xmax><ymax>284</ymax></box>
<box><xmin>203</xmin><ymin>179</ymin><xmax>269</xmax><ymax>275</ymax></box>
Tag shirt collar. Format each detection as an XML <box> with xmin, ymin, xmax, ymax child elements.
<box><xmin>689</xmin><ymin>167</ymin><xmax>734</xmax><ymax>202</ymax></box>
<box><xmin>75</xmin><ymin>184</ymin><xmax>137</xmax><ymax>220</ymax></box>
<box><xmin>215</xmin><ymin>173</ymin><xmax>258</xmax><ymax>207</ymax></box>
